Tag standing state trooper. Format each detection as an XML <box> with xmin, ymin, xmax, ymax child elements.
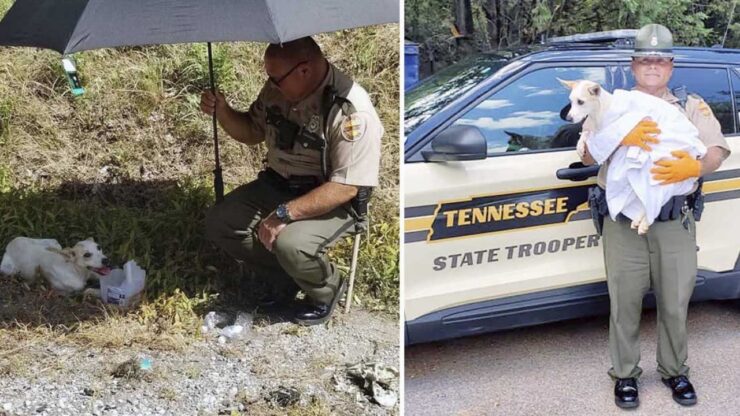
<box><xmin>200</xmin><ymin>37</ymin><xmax>383</xmax><ymax>325</ymax></box>
<box><xmin>580</xmin><ymin>24</ymin><xmax>731</xmax><ymax>408</ymax></box>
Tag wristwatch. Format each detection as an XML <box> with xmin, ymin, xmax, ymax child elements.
<box><xmin>275</xmin><ymin>203</ymin><xmax>292</xmax><ymax>224</ymax></box>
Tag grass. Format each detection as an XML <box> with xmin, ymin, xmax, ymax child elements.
<box><xmin>0</xmin><ymin>353</ymin><xmax>31</xmax><ymax>378</ymax></box>
<box><xmin>282</xmin><ymin>325</ymin><xmax>310</xmax><ymax>337</ymax></box>
<box><xmin>232</xmin><ymin>389</ymin><xmax>333</xmax><ymax>416</ymax></box>
<box><xmin>0</xmin><ymin>22</ymin><xmax>399</xmax><ymax>348</ymax></box>
<box><xmin>0</xmin><ymin>274</ymin><xmax>210</xmax><ymax>352</ymax></box>
<box><xmin>158</xmin><ymin>386</ymin><xmax>179</xmax><ymax>401</ymax></box>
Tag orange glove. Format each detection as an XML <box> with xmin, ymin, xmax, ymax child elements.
<box><xmin>651</xmin><ymin>150</ymin><xmax>701</xmax><ymax>185</ymax></box>
<box><xmin>621</xmin><ymin>119</ymin><xmax>661</xmax><ymax>151</ymax></box>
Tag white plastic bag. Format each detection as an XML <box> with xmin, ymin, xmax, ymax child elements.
<box><xmin>218</xmin><ymin>312</ymin><xmax>253</xmax><ymax>341</ymax></box>
<box><xmin>201</xmin><ymin>311</ymin><xmax>230</xmax><ymax>333</ymax></box>
<box><xmin>100</xmin><ymin>260</ymin><xmax>146</xmax><ymax>307</ymax></box>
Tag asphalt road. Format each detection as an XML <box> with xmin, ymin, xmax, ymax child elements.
<box><xmin>404</xmin><ymin>301</ymin><xmax>740</xmax><ymax>416</ymax></box>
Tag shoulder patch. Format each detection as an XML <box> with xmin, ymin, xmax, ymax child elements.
<box><xmin>340</xmin><ymin>113</ymin><xmax>368</xmax><ymax>142</ymax></box>
<box><xmin>681</xmin><ymin>94</ymin><xmax>711</xmax><ymax>117</ymax></box>
<box><xmin>697</xmin><ymin>100</ymin><xmax>712</xmax><ymax>117</ymax></box>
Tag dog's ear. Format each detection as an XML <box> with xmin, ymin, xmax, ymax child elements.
<box><xmin>588</xmin><ymin>84</ymin><xmax>601</xmax><ymax>96</ymax></box>
<box><xmin>85</xmin><ymin>237</ymin><xmax>95</xmax><ymax>242</ymax></box>
<box><xmin>557</xmin><ymin>78</ymin><xmax>577</xmax><ymax>90</ymax></box>
<box><xmin>47</xmin><ymin>247</ymin><xmax>76</xmax><ymax>261</ymax></box>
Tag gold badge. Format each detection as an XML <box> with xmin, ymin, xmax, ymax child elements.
<box><xmin>340</xmin><ymin>113</ymin><xmax>367</xmax><ymax>142</ymax></box>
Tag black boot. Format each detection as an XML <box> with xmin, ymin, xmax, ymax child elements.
<box><xmin>257</xmin><ymin>288</ymin><xmax>299</xmax><ymax>308</ymax></box>
<box><xmin>614</xmin><ymin>378</ymin><xmax>639</xmax><ymax>409</ymax></box>
<box><xmin>255</xmin><ymin>277</ymin><xmax>301</xmax><ymax>308</ymax></box>
<box><xmin>293</xmin><ymin>278</ymin><xmax>347</xmax><ymax>326</ymax></box>
<box><xmin>662</xmin><ymin>375</ymin><xmax>697</xmax><ymax>406</ymax></box>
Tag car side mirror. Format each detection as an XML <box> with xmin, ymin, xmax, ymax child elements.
<box><xmin>422</xmin><ymin>125</ymin><xmax>487</xmax><ymax>162</ymax></box>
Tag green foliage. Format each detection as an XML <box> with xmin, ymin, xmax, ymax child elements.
<box><xmin>531</xmin><ymin>1</ymin><xmax>554</xmax><ymax>35</ymax></box>
<box><xmin>138</xmin><ymin>288</ymin><xmax>215</xmax><ymax>330</ymax></box>
<box><xmin>406</xmin><ymin>0</ymin><xmax>454</xmax><ymax>42</ymax></box>
<box><xmin>408</xmin><ymin>0</ymin><xmax>740</xmax><ymax>75</ymax></box>
<box><xmin>0</xmin><ymin>26</ymin><xmax>399</xmax><ymax>312</ymax></box>
<box><xmin>0</xmin><ymin>165</ymin><xmax>10</xmax><ymax>193</ymax></box>
<box><xmin>0</xmin><ymin>181</ymin><xmax>224</xmax><ymax>296</ymax></box>
<box><xmin>333</xmin><ymin>218</ymin><xmax>400</xmax><ymax>312</ymax></box>
<box><xmin>0</xmin><ymin>98</ymin><xmax>10</xmax><ymax>145</ymax></box>
<box><xmin>704</xmin><ymin>0</ymin><xmax>740</xmax><ymax>47</ymax></box>
<box><xmin>178</xmin><ymin>43</ymin><xmax>238</xmax><ymax>93</ymax></box>
<box><xmin>405</xmin><ymin>0</ymin><xmax>460</xmax><ymax>68</ymax></box>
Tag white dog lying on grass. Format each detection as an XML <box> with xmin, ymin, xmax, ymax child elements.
<box><xmin>559</xmin><ymin>79</ymin><xmax>707</xmax><ymax>234</ymax></box>
<box><xmin>0</xmin><ymin>237</ymin><xmax>111</xmax><ymax>294</ymax></box>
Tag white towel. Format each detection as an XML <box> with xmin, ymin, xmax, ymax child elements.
<box><xmin>588</xmin><ymin>90</ymin><xmax>707</xmax><ymax>225</ymax></box>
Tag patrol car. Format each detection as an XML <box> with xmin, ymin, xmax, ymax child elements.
<box><xmin>404</xmin><ymin>31</ymin><xmax>740</xmax><ymax>345</ymax></box>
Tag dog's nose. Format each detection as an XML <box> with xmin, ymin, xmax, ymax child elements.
<box><xmin>566</xmin><ymin>114</ymin><xmax>573</xmax><ymax>122</ymax></box>
<box><xmin>102</xmin><ymin>257</ymin><xmax>111</xmax><ymax>266</ymax></box>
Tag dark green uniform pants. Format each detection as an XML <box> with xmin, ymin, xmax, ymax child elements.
<box><xmin>602</xmin><ymin>212</ymin><xmax>697</xmax><ymax>380</ymax></box>
<box><xmin>204</xmin><ymin>172</ymin><xmax>356</xmax><ymax>305</ymax></box>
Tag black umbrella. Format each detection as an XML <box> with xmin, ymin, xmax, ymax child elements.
<box><xmin>0</xmin><ymin>0</ymin><xmax>398</xmax><ymax>202</ymax></box>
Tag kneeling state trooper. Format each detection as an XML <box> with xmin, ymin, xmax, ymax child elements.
<box><xmin>200</xmin><ymin>37</ymin><xmax>383</xmax><ymax>325</ymax></box>
<box><xmin>580</xmin><ymin>24</ymin><xmax>730</xmax><ymax>408</ymax></box>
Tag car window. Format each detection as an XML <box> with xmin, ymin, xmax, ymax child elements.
<box><xmin>404</xmin><ymin>54</ymin><xmax>512</xmax><ymax>136</ymax></box>
<box><xmin>625</xmin><ymin>66</ymin><xmax>734</xmax><ymax>134</ymax></box>
<box><xmin>452</xmin><ymin>67</ymin><xmax>607</xmax><ymax>155</ymax></box>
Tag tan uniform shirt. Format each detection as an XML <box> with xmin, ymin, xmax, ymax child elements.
<box><xmin>592</xmin><ymin>89</ymin><xmax>731</xmax><ymax>190</ymax></box>
<box><xmin>241</xmin><ymin>63</ymin><xmax>383</xmax><ymax>187</ymax></box>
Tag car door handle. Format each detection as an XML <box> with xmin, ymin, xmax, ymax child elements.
<box><xmin>556</xmin><ymin>162</ymin><xmax>600</xmax><ymax>181</ymax></box>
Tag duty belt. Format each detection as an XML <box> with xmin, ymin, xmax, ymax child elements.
<box><xmin>260</xmin><ymin>168</ymin><xmax>320</xmax><ymax>196</ymax></box>
<box><xmin>589</xmin><ymin>178</ymin><xmax>705</xmax><ymax>235</ymax></box>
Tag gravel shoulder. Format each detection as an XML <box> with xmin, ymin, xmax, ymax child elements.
<box><xmin>0</xmin><ymin>277</ymin><xmax>400</xmax><ymax>416</ymax></box>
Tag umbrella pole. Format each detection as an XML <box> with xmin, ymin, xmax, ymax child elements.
<box><xmin>208</xmin><ymin>42</ymin><xmax>224</xmax><ymax>204</ymax></box>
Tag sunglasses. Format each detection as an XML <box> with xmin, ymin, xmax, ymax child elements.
<box><xmin>268</xmin><ymin>60</ymin><xmax>308</xmax><ymax>87</ymax></box>
<box><xmin>633</xmin><ymin>57</ymin><xmax>674</xmax><ymax>66</ymax></box>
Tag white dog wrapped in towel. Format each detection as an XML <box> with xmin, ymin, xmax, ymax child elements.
<box><xmin>560</xmin><ymin>79</ymin><xmax>706</xmax><ymax>234</ymax></box>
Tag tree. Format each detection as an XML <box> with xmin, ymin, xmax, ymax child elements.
<box><xmin>406</xmin><ymin>0</ymin><xmax>739</xmax><ymax>77</ymax></box>
<box><xmin>454</xmin><ymin>0</ymin><xmax>475</xmax><ymax>36</ymax></box>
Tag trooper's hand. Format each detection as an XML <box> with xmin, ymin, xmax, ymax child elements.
<box><xmin>200</xmin><ymin>89</ymin><xmax>228</xmax><ymax>116</ymax></box>
<box><xmin>258</xmin><ymin>212</ymin><xmax>287</xmax><ymax>252</ymax></box>
<box><xmin>621</xmin><ymin>118</ymin><xmax>661</xmax><ymax>151</ymax></box>
<box><xmin>651</xmin><ymin>150</ymin><xmax>701</xmax><ymax>185</ymax></box>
